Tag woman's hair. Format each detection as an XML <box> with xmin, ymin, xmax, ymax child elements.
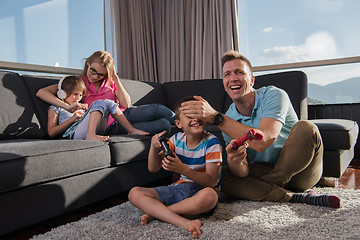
<box><xmin>82</xmin><ymin>50</ymin><xmax>115</xmax><ymax>80</ymax></box>
<box><xmin>221</xmin><ymin>50</ymin><xmax>253</xmax><ymax>75</ymax></box>
<box><xmin>173</xmin><ymin>96</ymin><xmax>196</xmax><ymax>120</ymax></box>
<box><xmin>61</xmin><ymin>76</ymin><xmax>87</xmax><ymax>97</ymax></box>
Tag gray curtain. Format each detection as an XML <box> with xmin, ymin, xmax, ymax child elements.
<box><xmin>105</xmin><ymin>0</ymin><xmax>239</xmax><ymax>83</ymax></box>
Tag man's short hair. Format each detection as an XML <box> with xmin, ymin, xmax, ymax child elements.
<box><xmin>221</xmin><ymin>50</ymin><xmax>253</xmax><ymax>74</ymax></box>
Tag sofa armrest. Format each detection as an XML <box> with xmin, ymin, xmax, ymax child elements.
<box><xmin>309</xmin><ymin>119</ymin><xmax>359</xmax><ymax>150</ymax></box>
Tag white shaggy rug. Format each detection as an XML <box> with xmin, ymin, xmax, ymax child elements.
<box><xmin>31</xmin><ymin>187</ymin><xmax>360</xmax><ymax>240</ymax></box>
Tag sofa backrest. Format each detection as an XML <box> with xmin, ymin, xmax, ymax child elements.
<box><xmin>120</xmin><ymin>79</ymin><xmax>167</xmax><ymax>106</ymax></box>
<box><xmin>22</xmin><ymin>75</ymin><xmax>62</xmax><ymax>136</ymax></box>
<box><xmin>163</xmin><ymin>79</ymin><xmax>226</xmax><ymax>112</ymax></box>
<box><xmin>224</xmin><ymin>71</ymin><xmax>308</xmax><ymax>120</ymax></box>
<box><xmin>0</xmin><ymin>71</ymin><xmax>45</xmax><ymax>139</ymax></box>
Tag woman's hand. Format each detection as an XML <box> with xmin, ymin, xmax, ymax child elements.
<box><xmin>65</xmin><ymin>103</ymin><xmax>88</xmax><ymax>113</ymax></box>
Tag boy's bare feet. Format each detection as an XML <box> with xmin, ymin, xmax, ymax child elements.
<box><xmin>86</xmin><ymin>134</ymin><xmax>109</xmax><ymax>142</ymax></box>
<box><xmin>128</xmin><ymin>129</ymin><xmax>150</xmax><ymax>136</ymax></box>
<box><xmin>188</xmin><ymin>219</ymin><xmax>202</xmax><ymax>239</ymax></box>
<box><xmin>140</xmin><ymin>213</ymin><xmax>154</xmax><ymax>225</ymax></box>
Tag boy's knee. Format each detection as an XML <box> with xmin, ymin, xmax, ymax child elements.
<box><xmin>196</xmin><ymin>188</ymin><xmax>218</xmax><ymax>210</ymax></box>
<box><xmin>128</xmin><ymin>186</ymin><xmax>141</xmax><ymax>203</ymax></box>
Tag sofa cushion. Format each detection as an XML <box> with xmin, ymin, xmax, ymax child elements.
<box><xmin>0</xmin><ymin>71</ymin><xmax>45</xmax><ymax>139</ymax></box>
<box><xmin>22</xmin><ymin>75</ymin><xmax>61</xmax><ymax>135</ymax></box>
<box><xmin>164</xmin><ymin>79</ymin><xmax>226</xmax><ymax>112</ymax></box>
<box><xmin>108</xmin><ymin>135</ymin><xmax>152</xmax><ymax>166</ymax></box>
<box><xmin>322</xmin><ymin>149</ymin><xmax>354</xmax><ymax>178</ymax></box>
<box><xmin>120</xmin><ymin>79</ymin><xmax>167</xmax><ymax>106</ymax></box>
<box><xmin>310</xmin><ymin>119</ymin><xmax>359</xmax><ymax>150</ymax></box>
<box><xmin>0</xmin><ymin>139</ymin><xmax>110</xmax><ymax>193</ymax></box>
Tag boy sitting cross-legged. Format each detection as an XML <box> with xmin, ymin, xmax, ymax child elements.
<box><xmin>128</xmin><ymin>96</ymin><xmax>223</xmax><ymax>238</ymax></box>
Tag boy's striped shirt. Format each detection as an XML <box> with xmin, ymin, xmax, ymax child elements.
<box><xmin>168</xmin><ymin>131</ymin><xmax>222</xmax><ymax>188</ymax></box>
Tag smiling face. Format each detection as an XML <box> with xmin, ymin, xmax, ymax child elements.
<box><xmin>175</xmin><ymin>114</ymin><xmax>205</xmax><ymax>136</ymax></box>
<box><xmin>222</xmin><ymin>59</ymin><xmax>255</xmax><ymax>102</ymax></box>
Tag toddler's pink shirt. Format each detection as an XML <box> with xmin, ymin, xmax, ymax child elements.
<box><xmin>80</xmin><ymin>75</ymin><xmax>127</xmax><ymax>127</ymax></box>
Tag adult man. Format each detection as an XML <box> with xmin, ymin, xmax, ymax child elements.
<box><xmin>180</xmin><ymin>50</ymin><xmax>340</xmax><ymax>208</ymax></box>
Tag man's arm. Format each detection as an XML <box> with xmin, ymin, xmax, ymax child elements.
<box><xmin>180</xmin><ymin>96</ymin><xmax>283</xmax><ymax>152</ymax></box>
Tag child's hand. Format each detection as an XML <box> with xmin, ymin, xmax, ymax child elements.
<box><xmin>161</xmin><ymin>154</ymin><xmax>186</xmax><ymax>174</ymax></box>
<box><xmin>66</xmin><ymin>103</ymin><xmax>88</xmax><ymax>113</ymax></box>
<box><xmin>151</xmin><ymin>130</ymin><xmax>167</xmax><ymax>149</ymax></box>
<box><xmin>70</xmin><ymin>110</ymin><xmax>84</xmax><ymax>122</ymax></box>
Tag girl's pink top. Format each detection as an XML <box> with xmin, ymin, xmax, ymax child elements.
<box><xmin>80</xmin><ymin>75</ymin><xmax>127</xmax><ymax>127</ymax></box>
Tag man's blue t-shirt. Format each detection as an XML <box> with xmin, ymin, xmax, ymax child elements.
<box><xmin>223</xmin><ymin>86</ymin><xmax>298</xmax><ymax>164</ymax></box>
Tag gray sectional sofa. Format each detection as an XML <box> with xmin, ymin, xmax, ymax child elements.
<box><xmin>0</xmin><ymin>69</ymin><xmax>358</xmax><ymax>236</ymax></box>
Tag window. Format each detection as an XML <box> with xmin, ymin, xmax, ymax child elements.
<box><xmin>237</xmin><ymin>0</ymin><xmax>360</xmax><ymax>104</ymax></box>
<box><xmin>0</xmin><ymin>0</ymin><xmax>104</xmax><ymax>69</ymax></box>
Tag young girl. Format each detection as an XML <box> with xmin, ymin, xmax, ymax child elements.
<box><xmin>48</xmin><ymin>75</ymin><xmax>149</xmax><ymax>141</ymax></box>
<box><xmin>37</xmin><ymin>50</ymin><xmax>175</xmax><ymax>136</ymax></box>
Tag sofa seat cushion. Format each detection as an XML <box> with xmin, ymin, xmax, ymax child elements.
<box><xmin>310</xmin><ymin>119</ymin><xmax>359</xmax><ymax>151</ymax></box>
<box><xmin>0</xmin><ymin>139</ymin><xmax>110</xmax><ymax>193</ymax></box>
<box><xmin>108</xmin><ymin>135</ymin><xmax>152</xmax><ymax>166</ymax></box>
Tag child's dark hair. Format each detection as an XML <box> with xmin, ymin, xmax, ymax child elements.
<box><xmin>61</xmin><ymin>76</ymin><xmax>87</xmax><ymax>97</ymax></box>
<box><xmin>174</xmin><ymin>96</ymin><xmax>196</xmax><ymax>120</ymax></box>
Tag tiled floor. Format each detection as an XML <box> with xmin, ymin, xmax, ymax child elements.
<box><xmin>337</xmin><ymin>158</ymin><xmax>360</xmax><ymax>190</ymax></box>
<box><xmin>4</xmin><ymin>159</ymin><xmax>360</xmax><ymax>240</ymax></box>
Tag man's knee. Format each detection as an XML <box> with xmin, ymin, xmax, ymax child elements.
<box><xmin>292</xmin><ymin>120</ymin><xmax>322</xmax><ymax>144</ymax></box>
<box><xmin>293</xmin><ymin>120</ymin><xmax>319</xmax><ymax>136</ymax></box>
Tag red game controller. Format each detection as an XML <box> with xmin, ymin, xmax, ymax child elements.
<box><xmin>232</xmin><ymin>129</ymin><xmax>264</xmax><ymax>150</ymax></box>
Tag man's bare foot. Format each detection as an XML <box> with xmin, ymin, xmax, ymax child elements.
<box><xmin>86</xmin><ymin>134</ymin><xmax>109</xmax><ymax>142</ymax></box>
<box><xmin>128</xmin><ymin>128</ymin><xmax>150</xmax><ymax>136</ymax></box>
<box><xmin>188</xmin><ymin>219</ymin><xmax>202</xmax><ymax>239</ymax></box>
<box><xmin>140</xmin><ymin>213</ymin><xmax>154</xmax><ymax>226</ymax></box>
